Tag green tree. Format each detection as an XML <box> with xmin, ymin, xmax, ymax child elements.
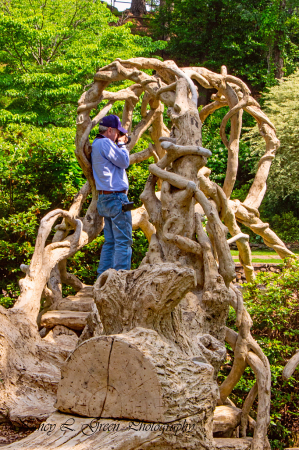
<box><xmin>0</xmin><ymin>0</ymin><xmax>165</xmax><ymax>126</ymax></box>
<box><xmin>0</xmin><ymin>0</ymin><xmax>166</xmax><ymax>301</ymax></box>
<box><xmin>152</xmin><ymin>0</ymin><xmax>299</xmax><ymax>87</ymax></box>
<box><xmin>131</xmin><ymin>0</ymin><xmax>147</xmax><ymax>16</ymax></box>
<box><xmin>0</xmin><ymin>124</ymin><xmax>80</xmax><ymax>301</ymax></box>
<box><xmin>247</xmin><ymin>69</ymin><xmax>299</xmax><ymax>222</ymax></box>
<box><xmin>201</xmin><ymin>107</ymin><xmax>256</xmax><ymax>187</ymax></box>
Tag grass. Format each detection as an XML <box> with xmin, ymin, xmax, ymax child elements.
<box><xmin>231</xmin><ymin>249</ymin><xmax>299</xmax><ymax>255</ymax></box>
<box><xmin>249</xmin><ymin>258</ymin><xmax>282</xmax><ymax>263</ymax></box>
<box><xmin>231</xmin><ymin>249</ymin><xmax>299</xmax><ymax>263</ymax></box>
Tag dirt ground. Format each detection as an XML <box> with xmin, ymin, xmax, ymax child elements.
<box><xmin>0</xmin><ymin>422</ymin><xmax>34</xmax><ymax>446</ymax></box>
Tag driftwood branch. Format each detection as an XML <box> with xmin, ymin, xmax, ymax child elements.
<box><xmin>7</xmin><ymin>58</ymin><xmax>295</xmax><ymax>445</ymax></box>
<box><xmin>282</xmin><ymin>350</ymin><xmax>299</xmax><ymax>380</ymax></box>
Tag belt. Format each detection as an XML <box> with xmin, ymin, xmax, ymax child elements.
<box><xmin>98</xmin><ymin>189</ymin><xmax>127</xmax><ymax>195</ymax></box>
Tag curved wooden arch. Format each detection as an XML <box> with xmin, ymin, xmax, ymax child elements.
<box><xmin>11</xmin><ymin>58</ymin><xmax>296</xmax><ymax>448</ymax></box>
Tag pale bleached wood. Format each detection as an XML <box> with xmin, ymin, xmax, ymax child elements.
<box><xmin>2</xmin><ymin>58</ymin><xmax>289</xmax><ymax>449</ymax></box>
<box><xmin>282</xmin><ymin>350</ymin><xmax>299</xmax><ymax>380</ymax></box>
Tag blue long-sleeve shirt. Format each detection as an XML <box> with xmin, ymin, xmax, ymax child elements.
<box><xmin>91</xmin><ymin>137</ymin><xmax>130</xmax><ymax>191</ymax></box>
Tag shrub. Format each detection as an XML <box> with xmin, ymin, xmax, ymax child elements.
<box><xmin>270</xmin><ymin>211</ymin><xmax>299</xmax><ymax>243</ymax></box>
<box><xmin>220</xmin><ymin>260</ymin><xmax>299</xmax><ymax>448</ymax></box>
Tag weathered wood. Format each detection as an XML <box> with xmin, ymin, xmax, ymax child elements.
<box><xmin>0</xmin><ymin>308</ymin><xmax>68</xmax><ymax>427</ymax></box>
<box><xmin>0</xmin><ymin>411</ymin><xmax>214</xmax><ymax>450</ymax></box>
<box><xmin>282</xmin><ymin>349</ymin><xmax>299</xmax><ymax>380</ymax></box>
<box><xmin>43</xmin><ymin>325</ymin><xmax>78</xmax><ymax>351</ymax></box>
<box><xmin>56</xmin><ymin>329</ymin><xmax>216</xmax><ymax>423</ymax></box>
<box><xmin>52</xmin><ymin>297</ymin><xmax>94</xmax><ymax>312</ymax></box>
<box><xmin>48</xmin><ymin>285</ymin><xmax>95</xmax><ymax>312</ymax></box>
<box><xmin>213</xmin><ymin>405</ymin><xmax>242</xmax><ymax>436</ymax></box>
<box><xmin>0</xmin><ymin>58</ymin><xmax>280</xmax><ymax>449</ymax></box>
<box><xmin>214</xmin><ymin>438</ymin><xmax>252</xmax><ymax>450</ymax></box>
<box><xmin>40</xmin><ymin>311</ymin><xmax>90</xmax><ymax>330</ymax></box>
<box><xmin>93</xmin><ymin>263</ymin><xmax>196</xmax><ymax>337</ymax></box>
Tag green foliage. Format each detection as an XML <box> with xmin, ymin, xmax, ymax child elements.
<box><xmin>202</xmin><ymin>108</ymin><xmax>256</xmax><ymax>187</ymax></box>
<box><xmin>152</xmin><ymin>0</ymin><xmax>299</xmax><ymax>88</ymax></box>
<box><xmin>131</xmin><ymin>230</ymin><xmax>148</xmax><ymax>269</ymax></box>
<box><xmin>0</xmin><ymin>123</ymin><xmax>84</xmax><ymax>300</ymax></box>
<box><xmin>220</xmin><ymin>260</ymin><xmax>299</xmax><ymax>447</ymax></box>
<box><xmin>230</xmin><ymin>183</ymin><xmax>251</xmax><ymax>202</ymax></box>
<box><xmin>61</xmin><ymin>235</ymin><xmax>104</xmax><ymax>296</ymax></box>
<box><xmin>202</xmin><ymin>108</ymin><xmax>229</xmax><ymax>184</ymax></box>
<box><xmin>0</xmin><ymin>296</ymin><xmax>15</xmax><ymax>309</ymax></box>
<box><xmin>270</xmin><ymin>211</ymin><xmax>299</xmax><ymax>243</ymax></box>
<box><xmin>247</xmin><ymin>69</ymin><xmax>299</xmax><ymax>219</ymax></box>
<box><xmin>127</xmin><ymin>137</ymin><xmax>155</xmax><ymax>207</ymax></box>
<box><xmin>0</xmin><ymin>0</ymin><xmax>166</xmax><ymax>126</ymax></box>
<box><xmin>0</xmin><ymin>124</ymin><xmax>81</xmax><ymax>212</ymax></box>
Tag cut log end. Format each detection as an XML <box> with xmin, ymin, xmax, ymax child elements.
<box><xmin>56</xmin><ymin>335</ymin><xmax>165</xmax><ymax>421</ymax></box>
<box><xmin>56</xmin><ymin>329</ymin><xmax>216</xmax><ymax>424</ymax></box>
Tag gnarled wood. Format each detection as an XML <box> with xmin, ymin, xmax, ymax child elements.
<box><xmin>282</xmin><ymin>350</ymin><xmax>299</xmax><ymax>380</ymax></box>
<box><xmin>1</xmin><ymin>58</ymin><xmax>290</xmax><ymax>449</ymax></box>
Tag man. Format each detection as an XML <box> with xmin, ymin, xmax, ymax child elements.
<box><xmin>91</xmin><ymin>114</ymin><xmax>132</xmax><ymax>277</ymax></box>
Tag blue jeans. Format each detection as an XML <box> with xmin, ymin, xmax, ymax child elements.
<box><xmin>97</xmin><ymin>193</ymin><xmax>133</xmax><ymax>277</ymax></box>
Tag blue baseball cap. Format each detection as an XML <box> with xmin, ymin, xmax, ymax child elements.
<box><xmin>99</xmin><ymin>115</ymin><xmax>128</xmax><ymax>135</ymax></box>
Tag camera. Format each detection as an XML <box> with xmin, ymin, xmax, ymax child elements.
<box><xmin>122</xmin><ymin>202</ymin><xmax>134</xmax><ymax>212</ymax></box>
<box><xmin>118</xmin><ymin>133</ymin><xmax>131</xmax><ymax>146</ymax></box>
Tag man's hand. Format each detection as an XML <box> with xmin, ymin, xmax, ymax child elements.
<box><xmin>118</xmin><ymin>134</ymin><xmax>129</xmax><ymax>145</ymax></box>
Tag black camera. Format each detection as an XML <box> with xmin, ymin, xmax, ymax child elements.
<box><xmin>118</xmin><ymin>133</ymin><xmax>131</xmax><ymax>145</ymax></box>
<box><xmin>122</xmin><ymin>201</ymin><xmax>134</xmax><ymax>212</ymax></box>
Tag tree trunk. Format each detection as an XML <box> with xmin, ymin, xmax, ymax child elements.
<box><xmin>0</xmin><ymin>307</ymin><xmax>77</xmax><ymax>427</ymax></box>
<box><xmin>130</xmin><ymin>0</ymin><xmax>147</xmax><ymax>16</ymax></box>
<box><xmin>274</xmin><ymin>42</ymin><xmax>284</xmax><ymax>79</ymax></box>
<box><xmin>274</xmin><ymin>0</ymin><xmax>286</xmax><ymax>79</ymax></box>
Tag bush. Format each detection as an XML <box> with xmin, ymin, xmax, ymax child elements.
<box><xmin>270</xmin><ymin>212</ymin><xmax>299</xmax><ymax>243</ymax></box>
<box><xmin>220</xmin><ymin>260</ymin><xmax>299</xmax><ymax>448</ymax></box>
<box><xmin>202</xmin><ymin>108</ymin><xmax>256</xmax><ymax>188</ymax></box>
<box><xmin>247</xmin><ymin>70</ymin><xmax>299</xmax><ymax>219</ymax></box>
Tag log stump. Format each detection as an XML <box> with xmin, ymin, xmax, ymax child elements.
<box><xmin>56</xmin><ymin>329</ymin><xmax>216</xmax><ymax>423</ymax></box>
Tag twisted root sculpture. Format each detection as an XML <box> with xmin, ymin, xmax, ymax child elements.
<box><xmin>0</xmin><ymin>58</ymin><xmax>292</xmax><ymax>449</ymax></box>
<box><xmin>17</xmin><ymin>57</ymin><xmax>293</xmax><ymax>318</ymax></box>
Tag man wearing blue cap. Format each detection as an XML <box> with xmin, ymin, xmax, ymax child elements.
<box><xmin>91</xmin><ymin>114</ymin><xmax>133</xmax><ymax>277</ymax></box>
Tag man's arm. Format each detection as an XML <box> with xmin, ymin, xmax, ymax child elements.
<box><xmin>100</xmin><ymin>139</ymin><xmax>130</xmax><ymax>169</ymax></box>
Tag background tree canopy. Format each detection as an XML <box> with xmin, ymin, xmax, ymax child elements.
<box><xmin>0</xmin><ymin>0</ymin><xmax>165</xmax><ymax>126</ymax></box>
<box><xmin>152</xmin><ymin>0</ymin><xmax>299</xmax><ymax>88</ymax></box>
<box><xmin>246</xmin><ymin>69</ymin><xmax>299</xmax><ymax>241</ymax></box>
